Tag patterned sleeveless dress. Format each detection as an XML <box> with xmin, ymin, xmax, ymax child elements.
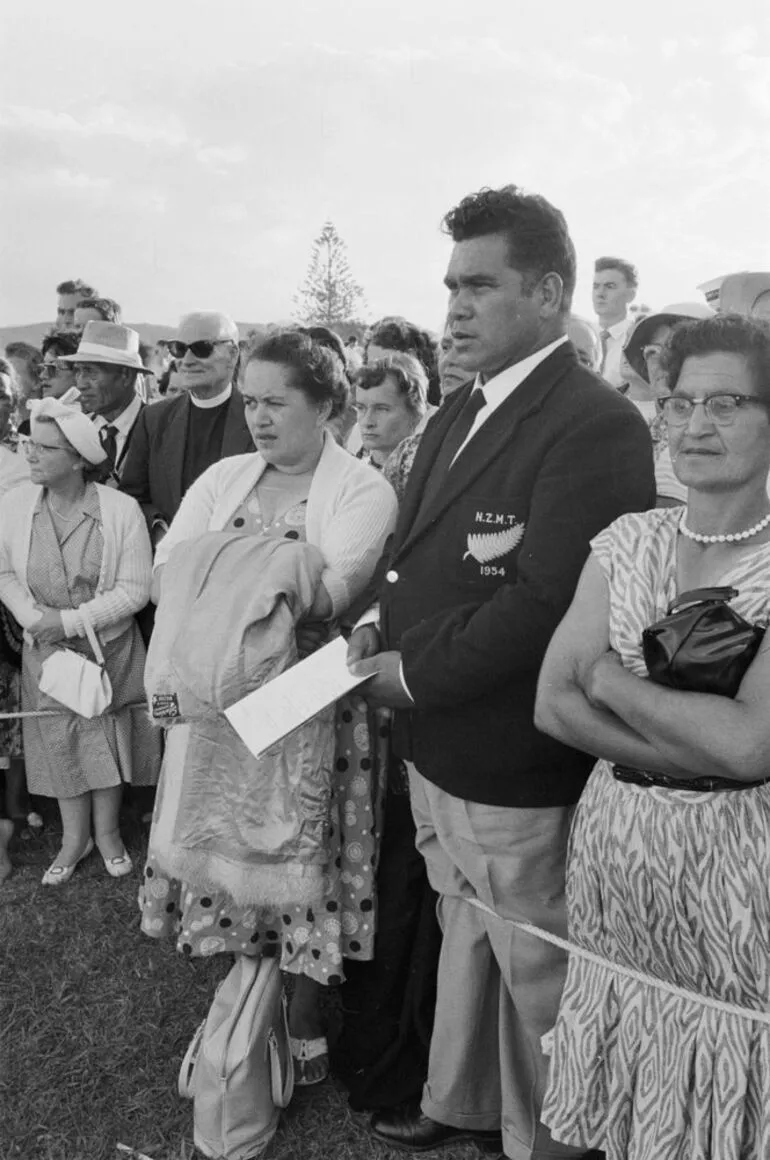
<box><xmin>542</xmin><ymin>508</ymin><xmax>770</xmax><ymax>1160</ymax></box>
<box><xmin>139</xmin><ymin>488</ymin><xmax>387</xmax><ymax>985</ymax></box>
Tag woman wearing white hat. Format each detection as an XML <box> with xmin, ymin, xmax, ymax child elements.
<box><xmin>622</xmin><ymin>302</ymin><xmax>716</xmax><ymax>506</ymax></box>
<box><xmin>0</xmin><ymin>399</ymin><xmax>159</xmax><ymax>884</ymax></box>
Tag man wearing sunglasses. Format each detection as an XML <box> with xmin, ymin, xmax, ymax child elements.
<box><xmin>121</xmin><ymin>311</ymin><xmax>252</xmax><ymax>547</ymax></box>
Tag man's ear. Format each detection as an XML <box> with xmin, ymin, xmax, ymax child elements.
<box><xmin>539</xmin><ymin>272</ymin><xmax>565</xmax><ymax>318</ymax></box>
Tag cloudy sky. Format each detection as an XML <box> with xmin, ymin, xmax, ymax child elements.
<box><xmin>2</xmin><ymin>1</ymin><xmax>768</xmax><ymax>330</ymax></box>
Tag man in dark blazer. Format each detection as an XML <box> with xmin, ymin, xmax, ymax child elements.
<box><xmin>121</xmin><ymin>311</ymin><xmax>253</xmax><ymax>545</ymax></box>
<box><xmin>349</xmin><ymin>186</ymin><xmax>654</xmax><ymax>1159</ymax></box>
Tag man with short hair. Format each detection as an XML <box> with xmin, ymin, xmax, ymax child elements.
<box><xmin>59</xmin><ymin>321</ymin><xmax>146</xmax><ymax>481</ymax></box>
<box><xmin>348</xmin><ymin>185</ymin><xmax>654</xmax><ymax>1159</ymax></box>
<box><xmin>592</xmin><ymin>256</ymin><xmax>638</xmax><ymax>387</ymax></box>
<box><xmin>56</xmin><ymin>279</ymin><xmax>98</xmax><ymax>328</ymax></box>
<box><xmin>121</xmin><ymin>311</ymin><xmax>252</xmax><ymax>543</ymax></box>
<box><xmin>73</xmin><ymin>297</ymin><xmax>122</xmax><ymax>331</ymax></box>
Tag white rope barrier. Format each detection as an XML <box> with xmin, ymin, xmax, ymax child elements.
<box><xmin>466</xmin><ymin>896</ymin><xmax>770</xmax><ymax>1027</ymax></box>
<box><xmin>0</xmin><ymin>702</ymin><xmax>148</xmax><ymax>720</ymax></box>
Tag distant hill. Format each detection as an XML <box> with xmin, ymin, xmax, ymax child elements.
<box><xmin>0</xmin><ymin>322</ymin><xmax>269</xmax><ymax>351</ymax></box>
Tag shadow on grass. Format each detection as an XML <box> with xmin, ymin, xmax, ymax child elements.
<box><xmin>0</xmin><ymin>801</ymin><xmax>479</xmax><ymax>1160</ymax></box>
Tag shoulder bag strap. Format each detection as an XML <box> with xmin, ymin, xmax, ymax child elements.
<box><xmin>269</xmin><ymin>993</ymin><xmax>294</xmax><ymax>1109</ymax></box>
<box><xmin>79</xmin><ymin>608</ymin><xmax>106</xmax><ymax>667</ymax></box>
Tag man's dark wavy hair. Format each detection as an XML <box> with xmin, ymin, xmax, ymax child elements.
<box><xmin>365</xmin><ymin>316</ymin><xmax>440</xmax><ymax>406</ymax></box>
<box><xmin>442</xmin><ymin>184</ymin><xmax>576</xmax><ymax>313</ymax></box>
<box><xmin>41</xmin><ymin>329</ymin><xmax>80</xmax><ymax>359</ymax></box>
<box><xmin>247</xmin><ymin>328</ymin><xmax>349</xmax><ymax>419</ymax></box>
<box><xmin>56</xmin><ymin>278</ymin><xmax>98</xmax><ymax>298</ymax></box>
<box><xmin>661</xmin><ymin>313</ymin><xmax>770</xmax><ymax>402</ymax></box>
<box><xmin>594</xmin><ymin>256</ymin><xmax>638</xmax><ymax>290</ymax></box>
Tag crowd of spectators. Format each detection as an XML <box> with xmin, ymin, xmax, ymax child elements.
<box><xmin>3</xmin><ymin>195</ymin><xmax>770</xmax><ymax>1160</ymax></box>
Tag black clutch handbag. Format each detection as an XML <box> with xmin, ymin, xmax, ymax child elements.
<box><xmin>641</xmin><ymin>586</ymin><xmax>765</xmax><ymax>698</ymax></box>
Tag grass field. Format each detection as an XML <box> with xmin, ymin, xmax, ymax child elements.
<box><xmin>0</xmin><ymin>801</ymin><xmax>480</xmax><ymax>1160</ymax></box>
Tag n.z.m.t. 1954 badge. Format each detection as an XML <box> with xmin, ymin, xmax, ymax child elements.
<box><xmin>462</xmin><ymin>515</ymin><xmax>525</xmax><ymax>580</ymax></box>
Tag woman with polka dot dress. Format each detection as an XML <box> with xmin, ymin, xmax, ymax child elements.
<box><xmin>140</xmin><ymin>330</ymin><xmax>398</xmax><ymax>1087</ymax></box>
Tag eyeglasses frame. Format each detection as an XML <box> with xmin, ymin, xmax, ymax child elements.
<box><xmin>656</xmin><ymin>392</ymin><xmax>770</xmax><ymax>427</ymax></box>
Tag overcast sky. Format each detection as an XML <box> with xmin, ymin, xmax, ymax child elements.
<box><xmin>2</xmin><ymin>0</ymin><xmax>768</xmax><ymax>330</ymax></box>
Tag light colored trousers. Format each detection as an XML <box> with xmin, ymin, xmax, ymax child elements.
<box><xmin>409</xmin><ymin>767</ymin><xmax>584</xmax><ymax>1160</ymax></box>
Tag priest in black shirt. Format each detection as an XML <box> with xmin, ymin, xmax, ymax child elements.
<box><xmin>121</xmin><ymin>311</ymin><xmax>253</xmax><ymax>549</ymax></box>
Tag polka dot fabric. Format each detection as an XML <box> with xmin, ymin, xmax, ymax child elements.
<box><xmin>140</xmin><ymin>696</ymin><xmax>387</xmax><ymax>981</ymax></box>
<box><xmin>139</xmin><ymin>491</ymin><xmax>388</xmax><ymax>983</ymax></box>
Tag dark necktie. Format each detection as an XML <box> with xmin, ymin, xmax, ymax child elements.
<box><xmin>417</xmin><ymin>387</ymin><xmax>487</xmax><ymax>517</ymax></box>
<box><xmin>599</xmin><ymin>329</ymin><xmax>611</xmax><ymax>375</ymax></box>
<box><xmin>100</xmin><ymin>424</ymin><xmax>119</xmax><ymax>474</ymax></box>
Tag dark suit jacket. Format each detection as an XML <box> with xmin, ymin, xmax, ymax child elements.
<box><xmin>381</xmin><ymin>341</ymin><xmax>655</xmax><ymax>809</ymax></box>
<box><xmin>120</xmin><ymin>389</ymin><xmax>253</xmax><ymax>528</ymax></box>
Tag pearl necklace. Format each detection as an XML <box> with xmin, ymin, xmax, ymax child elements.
<box><xmin>679</xmin><ymin>510</ymin><xmax>770</xmax><ymax>544</ymax></box>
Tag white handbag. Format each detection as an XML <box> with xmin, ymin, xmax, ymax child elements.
<box><xmin>179</xmin><ymin>955</ymin><xmax>294</xmax><ymax>1160</ymax></box>
<box><xmin>38</xmin><ymin>611</ymin><xmax>113</xmax><ymax>719</ymax></box>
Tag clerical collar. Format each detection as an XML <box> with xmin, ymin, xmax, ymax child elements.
<box><xmin>189</xmin><ymin>383</ymin><xmax>233</xmax><ymax>410</ymax></box>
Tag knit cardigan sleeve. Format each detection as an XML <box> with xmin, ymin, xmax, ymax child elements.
<box><xmin>0</xmin><ymin>489</ymin><xmax>40</xmax><ymax>628</ymax></box>
<box><xmin>315</xmin><ymin>466</ymin><xmax>396</xmax><ymax>621</ymax></box>
<box><xmin>310</xmin><ymin>451</ymin><xmax>398</xmax><ymax>618</ymax></box>
<box><xmin>60</xmin><ymin>492</ymin><xmax>153</xmax><ymax>638</ymax></box>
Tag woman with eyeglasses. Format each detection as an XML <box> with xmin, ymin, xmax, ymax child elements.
<box><xmin>0</xmin><ymin>399</ymin><xmax>158</xmax><ymax>886</ymax></box>
<box><xmin>534</xmin><ymin>314</ymin><xmax>770</xmax><ymax>1159</ymax></box>
<box><xmin>621</xmin><ymin>304</ymin><xmax>715</xmax><ymax>507</ymax></box>
<box><xmin>39</xmin><ymin>330</ymin><xmax>80</xmax><ymax>401</ymax></box>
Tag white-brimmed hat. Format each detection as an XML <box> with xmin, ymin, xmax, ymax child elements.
<box><xmin>60</xmin><ymin>320</ymin><xmax>149</xmax><ymax>373</ymax></box>
<box><xmin>624</xmin><ymin>303</ymin><xmax>715</xmax><ymax>382</ymax></box>
<box><xmin>28</xmin><ymin>398</ymin><xmax>107</xmax><ymax>465</ymax></box>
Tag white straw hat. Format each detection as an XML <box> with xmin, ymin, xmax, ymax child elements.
<box><xmin>60</xmin><ymin>320</ymin><xmax>149</xmax><ymax>373</ymax></box>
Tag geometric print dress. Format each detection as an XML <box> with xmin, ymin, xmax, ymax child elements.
<box><xmin>542</xmin><ymin>508</ymin><xmax>770</xmax><ymax>1160</ymax></box>
<box><xmin>140</xmin><ymin>489</ymin><xmax>388</xmax><ymax>985</ymax></box>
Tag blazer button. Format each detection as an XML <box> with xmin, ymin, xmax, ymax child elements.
<box><xmin>385</xmin><ymin>569</ymin><xmax>399</xmax><ymax>583</ymax></box>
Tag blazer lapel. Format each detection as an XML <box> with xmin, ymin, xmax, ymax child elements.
<box><xmin>394</xmin><ymin>387</ymin><xmax>470</xmax><ymax>548</ymax></box>
<box><xmin>162</xmin><ymin>394</ymin><xmax>190</xmax><ymax>513</ymax></box>
<box><xmin>395</xmin><ymin>345</ymin><xmax>575</xmax><ymax>560</ymax></box>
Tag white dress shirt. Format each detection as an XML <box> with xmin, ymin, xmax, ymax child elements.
<box><xmin>597</xmin><ymin>318</ymin><xmax>632</xmax><ymax>389</ymax></box>
<box><xmin>92</xmin><ymin>393</ymin><xmax>143</xmax><ymax>474</ymax></box>
<box><xmin>452</xmin><ymin>336</ymin><xmax>569</xmax><ymax>464</ymax></box>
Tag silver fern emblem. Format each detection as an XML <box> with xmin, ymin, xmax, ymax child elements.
<box><xmin>463</xmin><ymin>523</ymin><xmax>525</xmax><ymax>563</ymax></box>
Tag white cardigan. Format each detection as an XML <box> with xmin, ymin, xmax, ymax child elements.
<box><xmin>0</xmin><ymin>482</ymin><xmax>152</xmax><ymax>642</ymax></box>
<box><xmin>154</xmin><ymin>432</ymin><xmax>398</xmax><ymax>617</ymax></box>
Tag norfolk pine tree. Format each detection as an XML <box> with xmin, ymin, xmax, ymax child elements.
<box><xmin>293</xmin><ymin>221</ymin><xmax>366</xmax><ymax>327</ymax></box>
